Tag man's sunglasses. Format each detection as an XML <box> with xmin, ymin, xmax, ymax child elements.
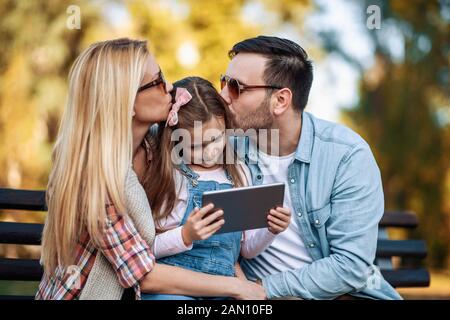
<box><xmin>138</xmin><ymin>70</ymin><xmax>167</xmax><ymax>93</ymax></box>
<box><xmin>220</xmin><ymin>74</ymin><xmax>282</xmax><ymax>100</ymax></box>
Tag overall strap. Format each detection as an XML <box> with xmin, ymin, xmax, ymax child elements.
<box><xmin>177</xmin><ymin>161</ymin><xmax>200</xmax><ymax>187</ymax></box>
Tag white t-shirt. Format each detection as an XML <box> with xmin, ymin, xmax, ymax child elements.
<box><xmin>152</xmin><ymin>165</ymin><xmax>276</xmax><ymax>259</ymax></box>
<box><xmin>241</xmin><ymin>149</ymin><xmax>313</xmax><ymax>280</ymax></box>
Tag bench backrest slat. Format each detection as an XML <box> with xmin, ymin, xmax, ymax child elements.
<box><xmin>381</xmin><ymin>269</ymin><xmax>430</xmax><ymax>288</ymax></box>
<box><xmin>376</xmin><ymin>239</ymin><xmax>427</xmax><ymax>259</ymax></box>
<box><xmin>0</xmin><ymin>258</ymin><xmax>43</xmax><ymax>281</ymax></box>
<box><xmin>0</xmin><ymin>189</ymin><xmax>47</xmax><ymax>211</ymax></box>
<box><xmin>379</xmin><ymin>211</ymin><xmax>418</xmax><ymax>228</ymax></box>
<box><xmin>0</xmin><ymin>222</ymin><xmax>43</xmax><ymax>245</ymax></box>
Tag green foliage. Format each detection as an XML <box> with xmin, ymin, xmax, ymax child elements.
<box><xmin>0</xmin><ymin>0</ymin><xmax>100</xmax><ymax>189</ymax></box>
<box><xmin>127</xmin><ymin>0</ymin><xmax>261</xmax><ymax>88</ymax></box>
<box><xmin>338</xmin><ymin>0</ymin><xmax>450</xmax><ymax>267</ymax></box>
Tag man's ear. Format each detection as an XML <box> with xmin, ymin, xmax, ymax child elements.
<box><xmin>272</xmin><ymin>88</ymin><xmax>292</xmax><ymax>116</ymax></box>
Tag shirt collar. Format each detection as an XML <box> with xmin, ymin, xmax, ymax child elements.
<box><xmin>294</xmin><ymin>112</ymin><xmax>314</xmax><ymax>163</ymax></box>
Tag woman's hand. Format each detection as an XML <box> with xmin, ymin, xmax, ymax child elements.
<box><xmin>233</xmin><ymin>278</ymin><xmax>267</xmax><ymax>300</ymax></box>
<box><xmin>232</xmin><ymin>263</ymin><xmax>266</xmax><ymax>300</ymax></box>
<box><xmin>267</xmin><ymin>206</ymin><xmax>291</xmax><ymax>234</ymax></box>
<box><xmin>181</xmin><ymin>203</ymin><xmax>224</xmax><ymax>246</ymax></box>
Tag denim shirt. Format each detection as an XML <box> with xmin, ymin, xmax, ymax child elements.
<box><xmin>234</xmin><ymin>112</ymin><xmax>401</xmax><ymax>300</ymax></box>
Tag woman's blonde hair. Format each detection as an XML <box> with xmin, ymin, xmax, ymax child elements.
<box><xmin>41</xmin><ymin>38</ymin><xmax>150</xmax><ymax>275</ymax></box>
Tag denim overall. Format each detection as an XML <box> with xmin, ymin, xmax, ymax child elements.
<box><xmin>142</xmin><ymin>163</ymin><xmax>242</xmax><ymax>300</ymax></box>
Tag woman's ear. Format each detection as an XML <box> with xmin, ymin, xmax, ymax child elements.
<box><xmin>272</xmin><ymin>88</ymin><xmax>292</xmax><ymax>116</ymax></box>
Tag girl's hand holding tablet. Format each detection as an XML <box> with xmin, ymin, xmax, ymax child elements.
<box><xmin>181</xmin><ymin>203</ymin><xmax>225</xmax><ymax>246</ymax></box>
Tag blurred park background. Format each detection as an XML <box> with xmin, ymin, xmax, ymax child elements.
<box><xmin>0</xmin><ymin>0</ymin><xmax>449</xmax><ymax>299</ymax></box>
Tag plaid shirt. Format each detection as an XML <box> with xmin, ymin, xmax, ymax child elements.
<box><xmin>35</xmin><ymin>204</ymin><xmax>155</xmax><ymax>300</ymax></box>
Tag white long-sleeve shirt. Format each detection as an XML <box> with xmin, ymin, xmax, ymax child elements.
<box><xmin>152</xmin><ymin>165</ymin><xmax>276</xmax><ymax>259</ymax></box>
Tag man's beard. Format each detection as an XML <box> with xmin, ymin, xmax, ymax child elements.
<box><xmin>229</xmin><ymin>95</ymin><xmax>273</xmax><ymax>131</ymax></box>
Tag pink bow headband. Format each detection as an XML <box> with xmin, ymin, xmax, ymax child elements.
<box><xmin>165</xmin><ymin>87</ymin><xmax>192</xmax><ymax>127</ymax></box>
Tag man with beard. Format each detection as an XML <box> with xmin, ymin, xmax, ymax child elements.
<box><xmin>220</xmin><ymin>35</ymin><xmax>401</xmax><ymax>300</ymax></box>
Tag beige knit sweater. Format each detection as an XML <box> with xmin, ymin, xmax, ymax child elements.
<box><xmin>79</xmin><ymin>167</ymin><xmax>156</xmax><ymax>300</ymax></box>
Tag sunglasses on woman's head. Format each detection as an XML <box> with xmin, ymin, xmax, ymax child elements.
<box><xmin>220</xmin><ymin>74</ymin><xmax>282</xmax><ymax>100</ymax></box>
<box><xmin>138</xmin><ymin>70</ymin><xmax>167</xmax><ymax>93</ymax></box>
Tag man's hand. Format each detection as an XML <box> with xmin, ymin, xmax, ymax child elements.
<box><xmin>267</xmin><ymin>206</ymin><xmax>291</xmax><ymax>234</ymax></box>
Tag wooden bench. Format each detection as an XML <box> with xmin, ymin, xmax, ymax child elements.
<box><xmin>0</xmin><ymin>188</ymin><xmax>430</xmax><ymax>300</ymax></box>
<box><xmin>377</xmin><ymin>211</ymin><xmax>430</xmax><ymax>288</ymax></box>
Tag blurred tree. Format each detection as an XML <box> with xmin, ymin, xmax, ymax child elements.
<box><xmin>0</xmin><ymin>0</ymin><xmax>313</xmax><ymax>190</ymax></box>
<box><xmin>0</xmin><ymin>0</ymin><xmax>101</xmax><ymax>189</ymax></box>
<box><xmin>127</xmin><ymin>0</ymin><xmax>261</xmax><ymax>89</ymax></box>
<box><xmin>321</xmin><ymin>0</ymin><xmax>450</xmax><ymax>268</ymax></box>
<box><xmin>0</xmin><ymin>0</ymin><xmax>313</xmax><ymax>220</ymax></box>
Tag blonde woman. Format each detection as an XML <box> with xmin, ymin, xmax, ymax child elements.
<box><xmin>36</xmin><ymin>38</ymin><xmax>266</xmax><ymax>300</ymax></box>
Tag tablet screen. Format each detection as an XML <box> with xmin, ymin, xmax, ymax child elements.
<box><xmin>202</xmin><ymin>182</ymin><xmax>285</xmax><ymax>234</ymax></box>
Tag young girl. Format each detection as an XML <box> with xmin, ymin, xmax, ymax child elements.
<box><xmin>142</xmin><ymin>77</ymin><xmax>291</xmax><ymax>300</ymax></box>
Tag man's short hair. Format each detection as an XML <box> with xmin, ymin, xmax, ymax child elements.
<box><xmin>229</xmin><ymin>35</ymin><xmax>313</xmax><ymax>112</ymax></box>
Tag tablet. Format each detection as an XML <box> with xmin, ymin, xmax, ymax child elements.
<box><xmin>201</xmin><ymin>182</ymin><xmax>285</xmax><ymax>234</ymax></box>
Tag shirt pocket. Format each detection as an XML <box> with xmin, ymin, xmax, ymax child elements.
<box><xmin>308</xmin><ymin>202</ymin><xmax>331</xmax><ymax>229</ymax></box>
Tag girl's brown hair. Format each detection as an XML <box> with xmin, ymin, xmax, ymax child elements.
<box><xmin>143</xmin><ymin>77</ymin><xmax>244</xmax><ymax>228</ymax></box>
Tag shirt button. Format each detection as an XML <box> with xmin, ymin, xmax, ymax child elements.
<box><xmin>290</xmin><ymin>178</ymin><xmax>295</xmax><ymax>184</ymax></box>
<box><xmin>309</xmin><ymin>243</ymin><xmax>316</xmax><ymax>248</ymax></box>
<box><xmin>315</xmin><ymin>219</ymin><xmax>320</xmax><ymax>225</ymax></box>
<box><xmin>297</xmin><ymin>212</ymin><xmax>302</xmax><ymax>217</ymax></box>
<box><xmin>257</xmin><ymin>175</ymin><xmax>262</xmax><ymax>180</ymax></box>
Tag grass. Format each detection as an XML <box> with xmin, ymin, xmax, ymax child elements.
<box><xmin>0</xmin><ymin>281</ymin><xmax>39</xmax><ymax>297</ymax></box>
<box><xmin>398</xmin><ymin>269</ymin><xmax>450</xmax><ymax>300</ymax></box>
